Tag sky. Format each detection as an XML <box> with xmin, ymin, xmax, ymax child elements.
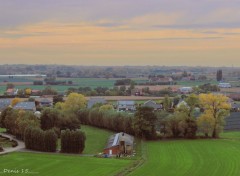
<box><xmin>0</xmin><ymin>0</ymin><xmax>240</xmax><ymax>66</ymax></box>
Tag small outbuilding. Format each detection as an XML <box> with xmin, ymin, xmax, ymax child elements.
<box><xmin>117</xmin><ymin>101</ymin><xmax>135</xmax><ymax>111</ymax></box>
<box><xmin>87</xmin><ymin>97</ymin><xmax>107</xmax><ymax>109</ymax></box>
<box><xmin>143</xmin><ymin>100</ymin><xmax>162</xmax><ymax>110</ymax></box>
<box><xmin>104</xmin><ymin>132</ymin><xmax>134</xmax><ymax>156</ymax></box>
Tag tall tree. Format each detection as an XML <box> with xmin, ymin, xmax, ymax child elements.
<box><xmin>133</xmin><ymin>106</ymin><xmax>157</xmax><ymax>139</ymax></box>
<box><xmin>199</xmin><ymin>93</ymin><xmax>231</xmax><ymax>138</ymax></box>
<box><xmin>216</xmin><ymin>69</ymin><xmax>223</xmax><ymax>81</ymax></box>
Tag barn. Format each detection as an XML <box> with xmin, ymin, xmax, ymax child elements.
<box><xmin>104</xmin><ymin>132</ymin><xmax>134</xmax><ymax>156</ymax></box>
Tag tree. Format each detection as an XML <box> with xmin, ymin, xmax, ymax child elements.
<box><xmin>53</xmin><ymin>95</ymin><xmax>64</xmax><ymax>105</ymax></box>
<box><xmin>25</xmin><ymin>88</ymin><xmax>32</xmax><ymax>96</ymax></box>
<box><xmin>199</xmin><ymin>93</ymin><xmax>231</xmax><ymax>138</ymax></box>
<box><xmin>40</xmin><ymin>108</ymin><xmax>59</xmax><ymax>130</ymax></box>
<box><xmin>44</xmin><ymin>130</ymin><xmax>58</xmax><ymax>152</ymax></box>
<box><xmin>61</xmin><ymin>130</ymin><xmax>86</xmax><ymax>153</ymax></box>
<box><xmin>163</xmin><ymin>95</ymin><xmax>172</xmax><ymax>111</ymax></box>
<box><xmin>197</xmin><ymin>113</ymin><xmax>215</xmax><ymax>137</ymax></box>
<box><xmin>6</xmin><ymin>83</ymin><xmax>15</xmax><ymax>89</ymax></box>
<box><xmin>62</xmin><ymin>93</ymin><xmax>86</xmax><ymax>114</ymax></box>
<box><xmin>42</xmin><ymin>86</ymin><xmax>57</xmax><ymax>95</ymax></box>
<box><xmin>133</xmin><ymin>106</ymin><xmax>157</xmax><ymax>139</ymax></box>
<box><xmin>216</xmin><ymin>69</ymin><xmax>223</xmax><ymax>81</ymax></box>
<box><xmin>11</xmin><ymin>98</ymin><xmax>21</xmax><ymax>107</ymax></box>
<box><xmin>99</xmin><ymin>104</ymin><xmax>114</xmax><ymax>112</ymax></box>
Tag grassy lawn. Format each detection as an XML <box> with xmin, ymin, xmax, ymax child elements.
<box><xmin>129</xmin><ymin>132</ymin><xmax>240</xmax><ymax>176</ymax></box>
<box><xmin>0</xmin><ymin>128</ymin><xmax>6</xmax><ymax>133</ymax></box>
<box><xmin>81</xmin><ymin>125</ymin><xmax>114</xmax><ymax>154</ymax></box>
<box><xmin>0</xmin><ymin>137</ymin><xmax>14</xmax><ymax>148</ymax></box>
<box><xmin>0</xmin><ymin>152</ymin><xmax>131</xmax><ymax>176</ymax></box>
<box><xmin>56</xmin><ymin>125</ymin><xmax>113</xmax><ymax>154</ymax></box>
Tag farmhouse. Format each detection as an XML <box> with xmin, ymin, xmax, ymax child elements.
<box><xmin>35</xmin><ymin>98</ymin><xmax>53</xmax><ymax>107</ymax></box>
<box><xmin>13</xmin><ymin>102</ymin><xmax>36</xmax><ymax>112</ymax></box>
<box><xmin>5</xmin><ymin>88</ymin><xmax>18</xmax><ymax>96</ymax></box>
<box><xmin>104</xmin><ymin>132</ymin><xmax>134</xmax><ymax>155</ymax></box>
<box><xmin>131</xmin><ymin>88</ymin><xmax>143</xmax><ymax>96</ymax></box>
<box><xmin>87</xmin><ymin>97</ymin><xmax>107</xmax><ymax>108</ymax></box>
<box><xmin>218</xmin><ymin>83</ymin><xmax>231</xmax><ymax>88</ymax></box>
<box><xmin>143</xmin><ymin>100</ymin><xmax>162</xmax><ymax>110</ymax></box>
<box><xmin>117</xmin><ymin>100</ymin><xmax>135</xmax><ymax>111</ymax></box>
<box><xmin>179</xmin><ymin>87</ymin><xmax>193</xmax><ymax>94</ymax></box>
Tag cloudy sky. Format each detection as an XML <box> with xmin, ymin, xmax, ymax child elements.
<box><xmin>0</xmin><ymin>0</ymin><xmax>240</xmax><ymax>66</ymax></box>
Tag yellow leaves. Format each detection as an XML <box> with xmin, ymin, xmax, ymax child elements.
<box><xmin>99</xmin><ymin>104</ymin><xmax>114</xmax><ymax>112</ymax></box>
<box><xmin>199</xmin><ymin>93</ymin><xmax>231</xmax><ymax>110</ymax></box>
<box><xmin>197</xmin><ymin>112</ymin><xmax>215</xmax><ymax>136</ymax></box>
<box><xmin>60</xmin><ymin>93</ymin><xmax>86</xmax><ymax>113</ymax></box>
<box><xmin>25</xmin><ymin>88</ymin><xmax>32</xmax><ymax>95</ymax></box>
<box><xmin>11</xmin><ymin>98</ymin><xmax>21</xmax><ymax>107</ymax></box>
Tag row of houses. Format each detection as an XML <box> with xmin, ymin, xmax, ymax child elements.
<box><xmin>0</xmin><ymin>97</ymin><xmax>53</xmax><ymax>112</ymax></box>
<box><xmin>88</xmin><ymin>97</ymin><xmax>163</xmax><ymax>112</ymax></box>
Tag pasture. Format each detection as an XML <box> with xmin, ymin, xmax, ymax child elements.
<box><xmin>0</xmin><ymin>152</ymin><xmax>131</xmax><ymax>176</ymax></box>
<box><xmin>129</xmin><ymin>131</ymin><xmax>240</xmax><ymax>176</ymax></box>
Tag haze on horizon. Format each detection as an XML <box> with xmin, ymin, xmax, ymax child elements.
<box><xmin>0</xmin><ymin>0</ymin><xmax>240</xmax><ymax>67</ymax></box>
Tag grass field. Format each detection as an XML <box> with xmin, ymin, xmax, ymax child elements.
<box><xmin>129</xmin><ymin>131</ymin><xmax>240</xmax><ymax>176</ymax></box>
<box><xmin>0</xmin><ymin>152</ymin><xmax>131</xmax><ymax>176</ymax></box>
<box><xmin>0</xmin><ymin>78</ymin><xmax>148</xmax><ymax>94</ymax></box>
<box><xmin>81</xmin><ymin>125</ymin><xmax>114</xmax><ymax>154</ymax></box>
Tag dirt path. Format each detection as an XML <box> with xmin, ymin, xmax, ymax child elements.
<box><xmin>0</xmin><ymin>133</ymin><xmax>25</xmax><ymax>155</ymax></box>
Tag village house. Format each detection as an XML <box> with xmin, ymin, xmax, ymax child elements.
<box><xmin>13</xmin><ymin>102</ymin><xmax>36</xmax><ymax>112</ymax></box>
<box><xmin>143</xmin><ymin>100</ymin><xmax>162</xmax><ymax>110</ymax></box>
<box><xmin>5</xmin><ymin>88</ymin><xmax>18</xmax><ymax>96</ymax></box>
<box><xmin>104</xmin><ymin>132</ymin><xmax>134</xmax><ymax>156</ymax></box>
<box><xmin>87</xmin><ymin>97</ymin><xmax>107</xmax><ymax>108</ymax></box>
<box><xmin>179</xmin><ymin>87</ymin><xmax>193</xmax><ymax>94</ymax></box>
<box><xmin>35</xmin><ymin>97</ymin><xmax>53</xmax><ymax>107</ymax></box>
<box><xmin>117</xmin><ymin>100</ymin><xmax>135</xmax><ymax>111</ymax></box>
<box><xmin>131</xmin><ymin>88</ymin><xmax>143</xmax><ymax>96</ymax></box>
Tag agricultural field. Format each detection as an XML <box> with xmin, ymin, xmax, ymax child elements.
<box><xmin>80</xmin><ymin>125</ymin><xmax>114</xmax><ymax>154</ymax></box>
<box><xmin>0</xmin><ymin>152</ymin><xmax>131</xmax><ymax>176</ymax></box>
<box><xmin>129</xmin><ymin>131</ymin><xmax>240</xmax><ymax>176</ymax></box>
<box><xmin>0</xmin><ymin>77</ymin><xmax>148</xmax><ymax>94</ymax></box>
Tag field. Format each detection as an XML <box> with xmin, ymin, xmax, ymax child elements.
<box><xmin>0</xmin><ymin>77</ymin><xmax>148</xmax><ymax>94</ymax></box>
<box><xmin>0</xmin><ymin>152</ymin><xmax>131</xmax><ymax>176</ymax></box>
<box><xmin>129</xmin><ymin>131</ymin><xmax>240</xmax><ymax>176</ymax></box>
<box><xmin>81</xmin><ymin>125</ymin><xmax>114</xmax><ymax>154</ymax></box>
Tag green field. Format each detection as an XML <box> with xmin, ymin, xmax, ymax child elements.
<box><xmin>130</xmin><ymin>131</ymin><xmax>240</xmax><ymax>176</ymax></box>
<box><xmin>177</xmin><ymin>80</ymin><xmax>218</xmax><ymax>86</ymax></box>
<box><xmin>81</xmin><ymin>125</ymin><xmax>114</xmax><ymax>154</ymax></box>
<box><xmin>0</xmin><ymin>152</ymin><xmax>131</xmax><ymax>176</ymax></box>
<box><xmin>0</xmin><ymin>78</ymin><xmax>148</xmax><ymax>94</ymax></box>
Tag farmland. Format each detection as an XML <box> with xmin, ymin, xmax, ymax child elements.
<box><xmin>129</xmin><ymin>131</ymin><xmax>240</xmax><ymax>176</ymax></box>
<box><xmin>0</xmin><ymin>152</ymin><xmax>131</xmax><ymax>176</ymax></box>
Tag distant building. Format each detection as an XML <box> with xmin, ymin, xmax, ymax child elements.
<box><xmin>179</xmin><ymin>87</ymin><xmax>193</xmax><ymax>94</ymax></box>
<box><xmin>104</xmin><ymin>132</ymin><xmax>134</xmax><ymax>155</ymax></box>
<box><xmin>218</xmin><ymin>83</ymin><xmax>231</xmax><ymax>88</ymax></box>
<box><xmin>87</xmin><ymin>97</ymin><xmax>107</xmax><ymax>108</ymax></box>
<box><xmin>35</xmin><ymin>98</ymin><xmax>53</xmax><ymax>107</ymax></box>
<box><xmin>131</xmin><ymin>88</ymin><xmax>143</xmax><ymax>96</ymax></box>
<box><xmin>143</xmin><ymin>100</ymin><xmax>162</xmax><ymax>110</ymax></box>
<box><xmin>0</xmin><ymin>99</ymin><xmax>11</xmax><ymax>111</ymax></box>
<box><xmin>13</xmin><ymin>102</ymin><xmax>36</xmax><ymax>112</ymax></box>
<box><xmin>5</xmin><ymin>88</ymin><xmax>18</xmax><ymax>96</ymax></box>
<box><xmin>149</xmin><ymin>77</ymin><xmax>173</xmax><ymax>85</ymax></box>
<box><xmin>117</xmin><ymin>100</ymin><xmax>135</xmax><ymax>111</ymax></box>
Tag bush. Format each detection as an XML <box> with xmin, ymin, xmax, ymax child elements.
<box><xmin>11</xmin><ymin>140</ymin><xmax>18</xmax><ymax>147</ymax></box>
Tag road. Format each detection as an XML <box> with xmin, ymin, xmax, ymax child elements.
<box><xmin>0</xmin><ymin>133</ymin><xmax>25</xmax><ymax>155</ymax></box>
